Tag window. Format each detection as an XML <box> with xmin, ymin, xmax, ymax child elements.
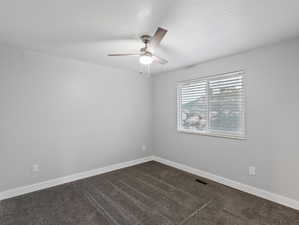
<box><xmin>177</xmin><ymin>71</ymin><xmax>246</xmax><ymax>139</ymax></box>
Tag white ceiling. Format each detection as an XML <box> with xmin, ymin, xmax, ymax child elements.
<box><xmin>1</xmin><ymin>0</ymin><xmax>299</xmax><ymax>74</ymax></box>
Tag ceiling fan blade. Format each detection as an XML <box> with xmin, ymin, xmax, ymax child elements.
<box><xmin>152</xmin><ymin>55</ymin><xmax>168</xmax><ymax>64</ymax></box>
<box><xmin>150</xmin><ymin>27</ymin><xmax>168</xmax><ymax>49</ymax></box>
<box><xmin>108</xmin><ymin>53</ymin><xmax>141</xmax><ymax>56</ymax></box>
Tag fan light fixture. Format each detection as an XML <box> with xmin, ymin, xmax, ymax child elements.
<box><xmin>139</xmin><ymin>54</ymin><xmax>154</xmax><ymax>65</ymax></box>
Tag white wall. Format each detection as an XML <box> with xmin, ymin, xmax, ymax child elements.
<box><xmin>152</xmin><ymin>38</ymin><xmax>299</xmax><ymax>201</ymax></box>
<box><xmin>0</xmin><ymin>45</ymin><xmax>152</xmax><ymax>192</ymax></box>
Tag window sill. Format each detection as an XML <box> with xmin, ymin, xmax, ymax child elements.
<box><xmin>177</xmin><ymin>129</ymin><xmax>247</xmax><ymax>140</ymax></box>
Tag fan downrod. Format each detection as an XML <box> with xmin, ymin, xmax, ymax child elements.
<box><xmin>140</xmin><ymin>34</ymin><xmax>151</xmax><ymax>44</ymax></box>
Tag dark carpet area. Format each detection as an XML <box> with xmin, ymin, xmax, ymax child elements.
<box><xmin>1</xmin><ymin>161</ymin><xmax>299</xmax><ymax>225</ymax></box>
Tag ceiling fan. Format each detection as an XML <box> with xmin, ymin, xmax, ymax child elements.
<box><xmin>108</xmin><ymin>27</ymin><xmax>168</xmax><ymax>65</ymax></box>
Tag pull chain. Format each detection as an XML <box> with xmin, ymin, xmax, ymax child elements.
<box><xmin>139</xmin><ymin>64</ymin><xmax>151</xmax><ymax>78</ymax></box>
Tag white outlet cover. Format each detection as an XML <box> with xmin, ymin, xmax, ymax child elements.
<box><xmin>249</xmin><ymin>166</ymin><xmax>256</xmax><ymax>176</ymax></box>
<box><xmin>141</xmin><ymin>145</ymin><xmax>147</xmax><ymax>151</ymax></box>
<box><xmin>32</xmin><ymin>164</ymin><xmax>40</xmax><ymax>172</ymax></box>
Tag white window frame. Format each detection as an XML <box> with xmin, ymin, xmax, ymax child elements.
<box><xmin>177</xmin><ymin>71</ymin><xmax>247</xmax><ymax>140</ymax></box>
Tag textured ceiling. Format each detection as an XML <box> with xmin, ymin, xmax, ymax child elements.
<box><xmin>1</xmin><ymin>0</ymin><xmax>299</xmax><ymax>74</ymax></box>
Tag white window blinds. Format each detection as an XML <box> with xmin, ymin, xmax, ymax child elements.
<box><xmin>177</xmin><ymin>71</ymin><xmax>246</xmax><ymax>139</ymax></box>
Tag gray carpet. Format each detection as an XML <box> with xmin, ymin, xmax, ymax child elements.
<box><xmin>1</xmin><ymin>161</ymin><xmax>299</xmax><ymax>225</ymax></box>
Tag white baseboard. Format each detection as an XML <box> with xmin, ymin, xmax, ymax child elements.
<box><xmin>0</xmin><ymin>156</ymin><xmax>154</xmax><ymax>201</ymax></box>
<box><xmin>152</xmin><ymin>156</ymin><xmax>299</xmax><ymax>211</ymax></box>
<box><xmin>1</xmin><ymin>155</ymin><xmax>298</xmax><ymax>211</ymax></box>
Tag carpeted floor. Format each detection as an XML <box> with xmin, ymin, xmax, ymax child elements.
<box><xmin>1</xmin><ymin>161</ymin><xmax>299</xmax><ymax>225</ymax></box>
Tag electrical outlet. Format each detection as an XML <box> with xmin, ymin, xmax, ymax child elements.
<box><xmin>141</xmin><ymin>145</ymin><xmax>147</xmax><ymax>152</ymax></box>
<box><xmin>32</xmin><ymin>164</ymin><xmax>40</xmax><ymax>173</ymax></box>
<box><xmin>249</xmin><ymin>166</ymin><xmax>256</xmax><ymax>176</ymax></box>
